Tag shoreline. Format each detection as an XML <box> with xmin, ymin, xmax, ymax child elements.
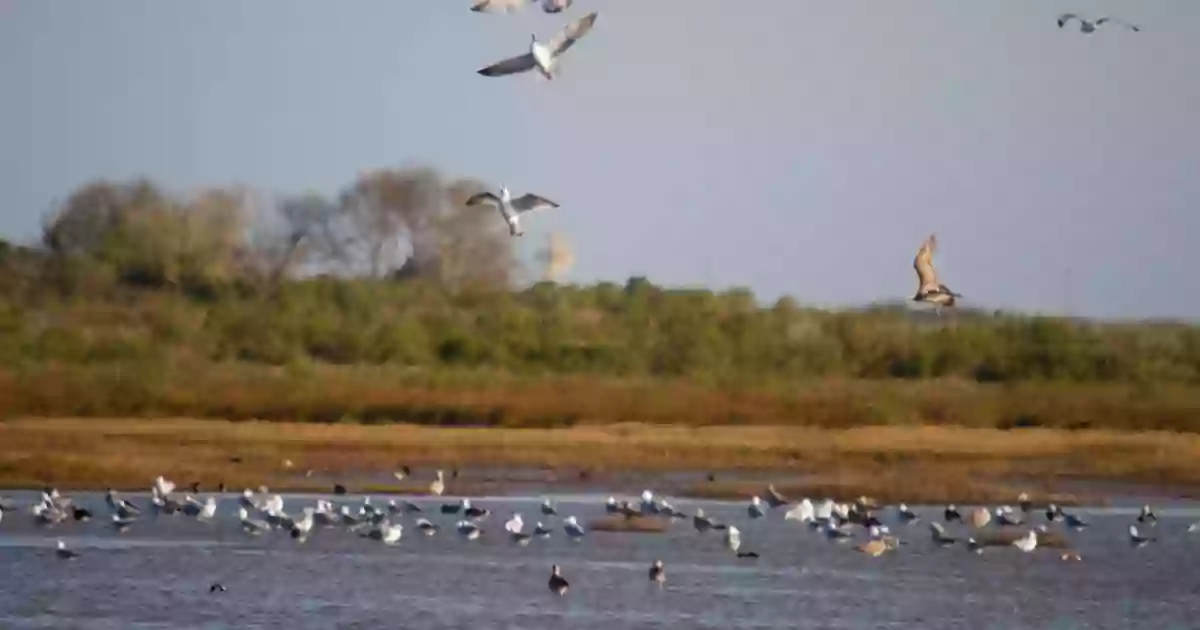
<box><xmin>4</xmin><ymin>417</ymin><xmax>1200</xmax><ymax>505</ymax></box>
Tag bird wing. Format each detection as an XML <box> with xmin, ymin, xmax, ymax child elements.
<box><xmin>541</xmin><ymin>0</ymin><xmax>573</xmax><ymax>13</ymax></box>
<box><xmin>1096</xmin><ymin>17</ymin><xmax>1141</xmax><ymax>31</ymax></box>
<box><xmin>1056</xmin><ymin>13</ymin><xmax>1079</xmax><ymax>28</ymax></box>
<box><xmin>913</xmin><ymin>233</ymin><xmax>941</xmax><ymax>293</ymax></box>
<box><xmin>465</xmin><ymin>191</ymin><xmax>502</xmax><ymax>207</ymax></box>
<box><xmin>477</xmin><ymin>52</ymin><xmax>538</xmax><ymax>77</ymax></box>
<box><xmin>547</xmin><ymin>11</ymin><xmax>598</xmax><ymax>58</ymax></box>
<box><xmin>471</xmin><ymin>0</ymin><xmax>528</xmax><ymax>12</ymax></box>
<box><xmin>510</xmin><ymin>193</ymin><xmax>559</xmax><ymax>213</ymax></box>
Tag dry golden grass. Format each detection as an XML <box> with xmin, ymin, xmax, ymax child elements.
<box><xmin>2</xmin><ymin>418</ymin><xmax>1199</xmax><ymax>503</ymax></box>
<box><xmin>587</xmin><ymin>515</ymin><xmax>671</xmax><ymax>533</ymax></box>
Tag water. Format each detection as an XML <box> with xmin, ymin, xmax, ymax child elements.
<box><xmin>1</xmin><ymin>491</ymin><xmax>1198</xmax><ymax>629</ymax></box>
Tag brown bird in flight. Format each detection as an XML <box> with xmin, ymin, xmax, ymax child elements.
<box><xmin>912</xmin><ymin>233</ymin><xmax>962</xmax><ymax>315</ymax></box>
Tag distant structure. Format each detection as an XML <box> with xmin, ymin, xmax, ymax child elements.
<box><xmin>536</xmin><ymin>232</ymin><xmax>574</xmax><ymax>282</ymax></box>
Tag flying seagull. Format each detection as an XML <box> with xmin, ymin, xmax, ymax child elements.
<box><xmin>466</xmin><ymin>186</ymin><xmax>560</xmax><ymax>237</ymax></box>
<box><xmin>912</xmin><ymin>233</ymin><xmax>962</xmax><ymax>315</ymax></box>
<box><xmin>471</xmin><ymin>0</ymin><xmax>573</xmax><ymax>13</ymax></box>
<box><xmin>1057</xmin><ymin>13</ymin><xmax>1141</xmax><ymax>34</ymax></box>
<box><xmin>477</xmin><ymin>12</ymin><xmax>598</xmax><ymax>80</ymax></box>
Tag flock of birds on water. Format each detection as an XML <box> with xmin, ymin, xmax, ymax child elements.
<box><xmin>453</xmin><ymin>4</ymin><xmax>1141</xmax><ymax>315</ymax></box>
<box><xmin>0</xmin><ymin>1</ymin><xmax>1160</xmax><ymax>601</ymax></box>
<box><xmin>3</xmin><ymin>467</ymin><xmax>1197</xmax><ymax>597</ymax></box>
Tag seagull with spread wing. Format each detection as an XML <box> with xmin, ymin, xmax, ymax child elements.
<box><xmin>470</xmin><ymin>0</ymin><xmax>573</xmax><ymax>14</ymax></box>
<box><xmin>1057</xmin><ymin>13</ymin><xmax>1141</xmax><ymax>34</ymax></box>
<box><xmin>912</xmin><ymin>233</ymin><xmax>962</xmax><ymax>315</ymax></box>
<box><xmin>477</xmin><ymin>12</ymin><xmax>598</xmax><ymax>81</ymax></box>
<box><xmin>466</xmin><ymin>185</ymin><xmax>560</xmax><ymax>237</ymax></box>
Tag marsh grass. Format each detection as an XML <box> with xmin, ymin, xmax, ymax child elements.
<box><xmin>2</xmin><ymin>418</ymin><xmax>1198</xmax><ymax>503</ymax></box>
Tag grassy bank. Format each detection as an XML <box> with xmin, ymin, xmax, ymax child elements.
<box><xmin>2</xmin><ymin>362</ymin><xmax>1199</xmax><ymax>433</ymax></box>
<box><xmin>2</xmin><ymin>418</ymin><xmax>1198</xmax><ymax>504</ymax></box>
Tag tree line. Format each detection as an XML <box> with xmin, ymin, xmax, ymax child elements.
<box><xmin>0</xmin><ymin>168</ymin><xmax>1198</xmax><ymax>387</ymax></box>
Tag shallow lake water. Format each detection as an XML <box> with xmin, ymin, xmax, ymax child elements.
<box><xmin>1</xmin><ymin>490</ymin><xmax>1198</xmax><ymax>629</ymax></box>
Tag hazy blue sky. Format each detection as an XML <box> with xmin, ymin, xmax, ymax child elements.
<box><xmin>2</xmin><ymin>1</ymin><xmax>1198</xmax><ymax>319</ymax></box>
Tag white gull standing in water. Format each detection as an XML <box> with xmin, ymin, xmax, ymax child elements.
<box><xmin>747</xmin><ymin>497</ymin><xmax>766</xmax><ymax>519</ymax></box>
<box><xmin>784</xmin><ymin>499</ymin><xmax>814</xmax><ymax>523</ymax></box>
<box><xmin>725</xmin><ymin>526</ymin><xmax>742</xmax><ymax>553</ymax></box>
<box><xmin>1013</xmin><ymin>530</ymin><xmax>1038</xmax><ymax>552</ymax></box>
<box><xmin>563</xmin><ymin>516</ymin><xmax>586</xmax><ymax>541</ymax></box>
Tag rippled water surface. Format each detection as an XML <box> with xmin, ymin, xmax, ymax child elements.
<box><xmin>2</xmin><ymin>491</ymin><xmax>1199</xmax><ymax>629</ymax></box>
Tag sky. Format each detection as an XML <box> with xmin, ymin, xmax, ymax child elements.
<box><xmin>1</xmin><ymin>1</ymin><xmax>1198</xmax><ymax>320</ymax></box>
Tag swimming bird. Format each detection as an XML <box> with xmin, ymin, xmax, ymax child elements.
<box><xmin>463</xmin><ymin>499</ymin><xmax>490</xmax><ymax>520</ymax></box>
<box><xmin>764</xmin><ymin>484</ymin><xmax>789</xmax><ymax>508</ymax></box>
<box><xmin>71</xmin><ymin>506</ymin><xmax>92</xmax><ymax>522</ymax></box>
<box><xmin>1045</xmin><ymin>504</ymin><xmax>1064</xmax><ymax>523</ymax></box>
<box><xmin>693</xmin><ymin>508</ymin><xmax>718</xmax><ymax>533</ymax></box>
<box><xmin>541</xmin><ymin>499</ymin><xmax>558</xmax><ymax>516</ymax></box>
<box><xmin>238</xmin><ymin>507</ymin><xmax>271</xmax><ymax>536</ymax></box>
<box><xmin>470</xmin><ymin>0</ymin><xmax>573</xmax><ymax>13</ymax></box>
<box><xmin>548</xmin><ymin>565</ymin><xmax>569</xmax><ymax>596</ymax></box>
<box><xmin>415</xmin><ymin>518</ymin><xmax>440</xmax><ymax>536</ymax></box>
<box><xmin>1063</xmin><ymin>511</ymin><xmax>1089</xmax><ymax>531</ymax></box>
<box><xmin>563</xmin><ymin>515</ymin><xmax>586</xmax><ymax>541</ymax></box>
<box><xmin>824</xmin><ymin>521</ymin><xmax>855</xmax><ymax>542</ymax></box>
<box><xmin>364</xmin><ymin>519</ymin><xmax>402</xmax><ymax>545</ymax></box>
<box><xmin>929</xmin><ymin>522</ymin><xmax>958</xmax><ymax>546</ymax></box>
<box><xmin>1057</xmin><ymin>13</ymin><xmax>1141</xmax><ymax>34</ymax></box>
<box><xmin>966</xmin><ymin>537</ymin><xmax>985</xmax><ymax>554</ymax></box>
<box><xmin>857</xmin><ymin>537</ymin><xmax>890</xmax><ymax>557</ymax></box>
<box><xmin>1013</xmin><ymin>529</ymin><xmax>1038</xmax><ymax>552</ymax></box>
<box><xmin>1128</xmin><ymin>524</ymin><xmax>1155</xmax><ymax>548</ymax></box>
<box><xmin>477</xmin><ymin>11</ymin><xmax>599</xmax><ymax>81</ymax></box>
<box><xmin>55</xmin><ymin>539</ymin><xmax>79</xmax><ymax>560</ymax></box>
<box><xmin>912</xmin><ymin>234</ymin><xmax>962</xmax><ymax>315</ymax></box>
<box><xmin>1018</xmin><ymin>492</ymin><xmax>1033</xmax><ymax>513</ymax></box>
<box><xmin>725</xmin><ymin>525</ymin><xmax>742</xmax><ymax>553</ymax></box>
<box><xmin>649</xmin><ymin>560</ymin><xmax>665</xmax><ymax>587</ymax></box>
<box><xmin>534</xmin><ymin>521</ymin><xmax>552</xmax><ymax>537</ymax></box>
<box><xmin>209</xmin><ymin>583</ymin><xmax>226</xmax><ymax>593</ymax></box>
<box><xmin>504</xmin><ymin>512</ymin><xmax>525</xmax><ymax>534</ymax></box>
<box><xmin>457</xmin><ymin>520</ymin><xmax>482</xmax><ymax>541</ymax></box>
<box><xmin>1137</xmin><ymin>504</ymin><xmax>1158</xmax><ymax>525</ymax></box>
<box><xmin>429</xmin><ymin>470</ymin><xmax>445</xmax><ymax>497</ymax></box>
<box><xmin>105</xmin><ymin>490</ymin><xmax>141</xmax><ymax>520</ymax></box>
<box><xmin>639</xmin><ymin>490</ymin><xmax>658</xmax><ymax>516</ymax></box>
<box><xmin>604</xmin><ymin>496</ymin><xmax>619</xmax><ymax>514</ymax></box>
<box><xmin>995</xmin><ymin>506</ymin><xmax>1023</xmax><ymax>527</ymax></box>
<box><xmin>290</xmin><ymin>507</ymin><xmax>315</xmax><ymax>540</ymax></box>
<box><xmin>944</xmin><ymin>504</ymin><xmax>962</xmax><ymax>523</ymax></box>
<box><xmin>111</xmin><ymin>514</ymin><xmax>137</xmax><ymax>533</ymax></box>
<box><xmin>897</xmin><ymin>503</ymin><xmax>919</xmax><ymax>524</ymax></box>
<box><xmin>748</xmin><ymin>496</ymin><xmax>766</xmax><ymax>519</ymax></box>
<box><xmin>465</xmin><ymin>186</ymin><xmax>560</xmax><ymax>237</ymax></box>
<box><xmin>969</xmin><ymin>507</ymin><xmax>992</xmax><ymax>529</ymax></box>
<box><xmin>784</xmin><ymin>499</ymin><xmax>815</xmax><ymax>523</ymax></box>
